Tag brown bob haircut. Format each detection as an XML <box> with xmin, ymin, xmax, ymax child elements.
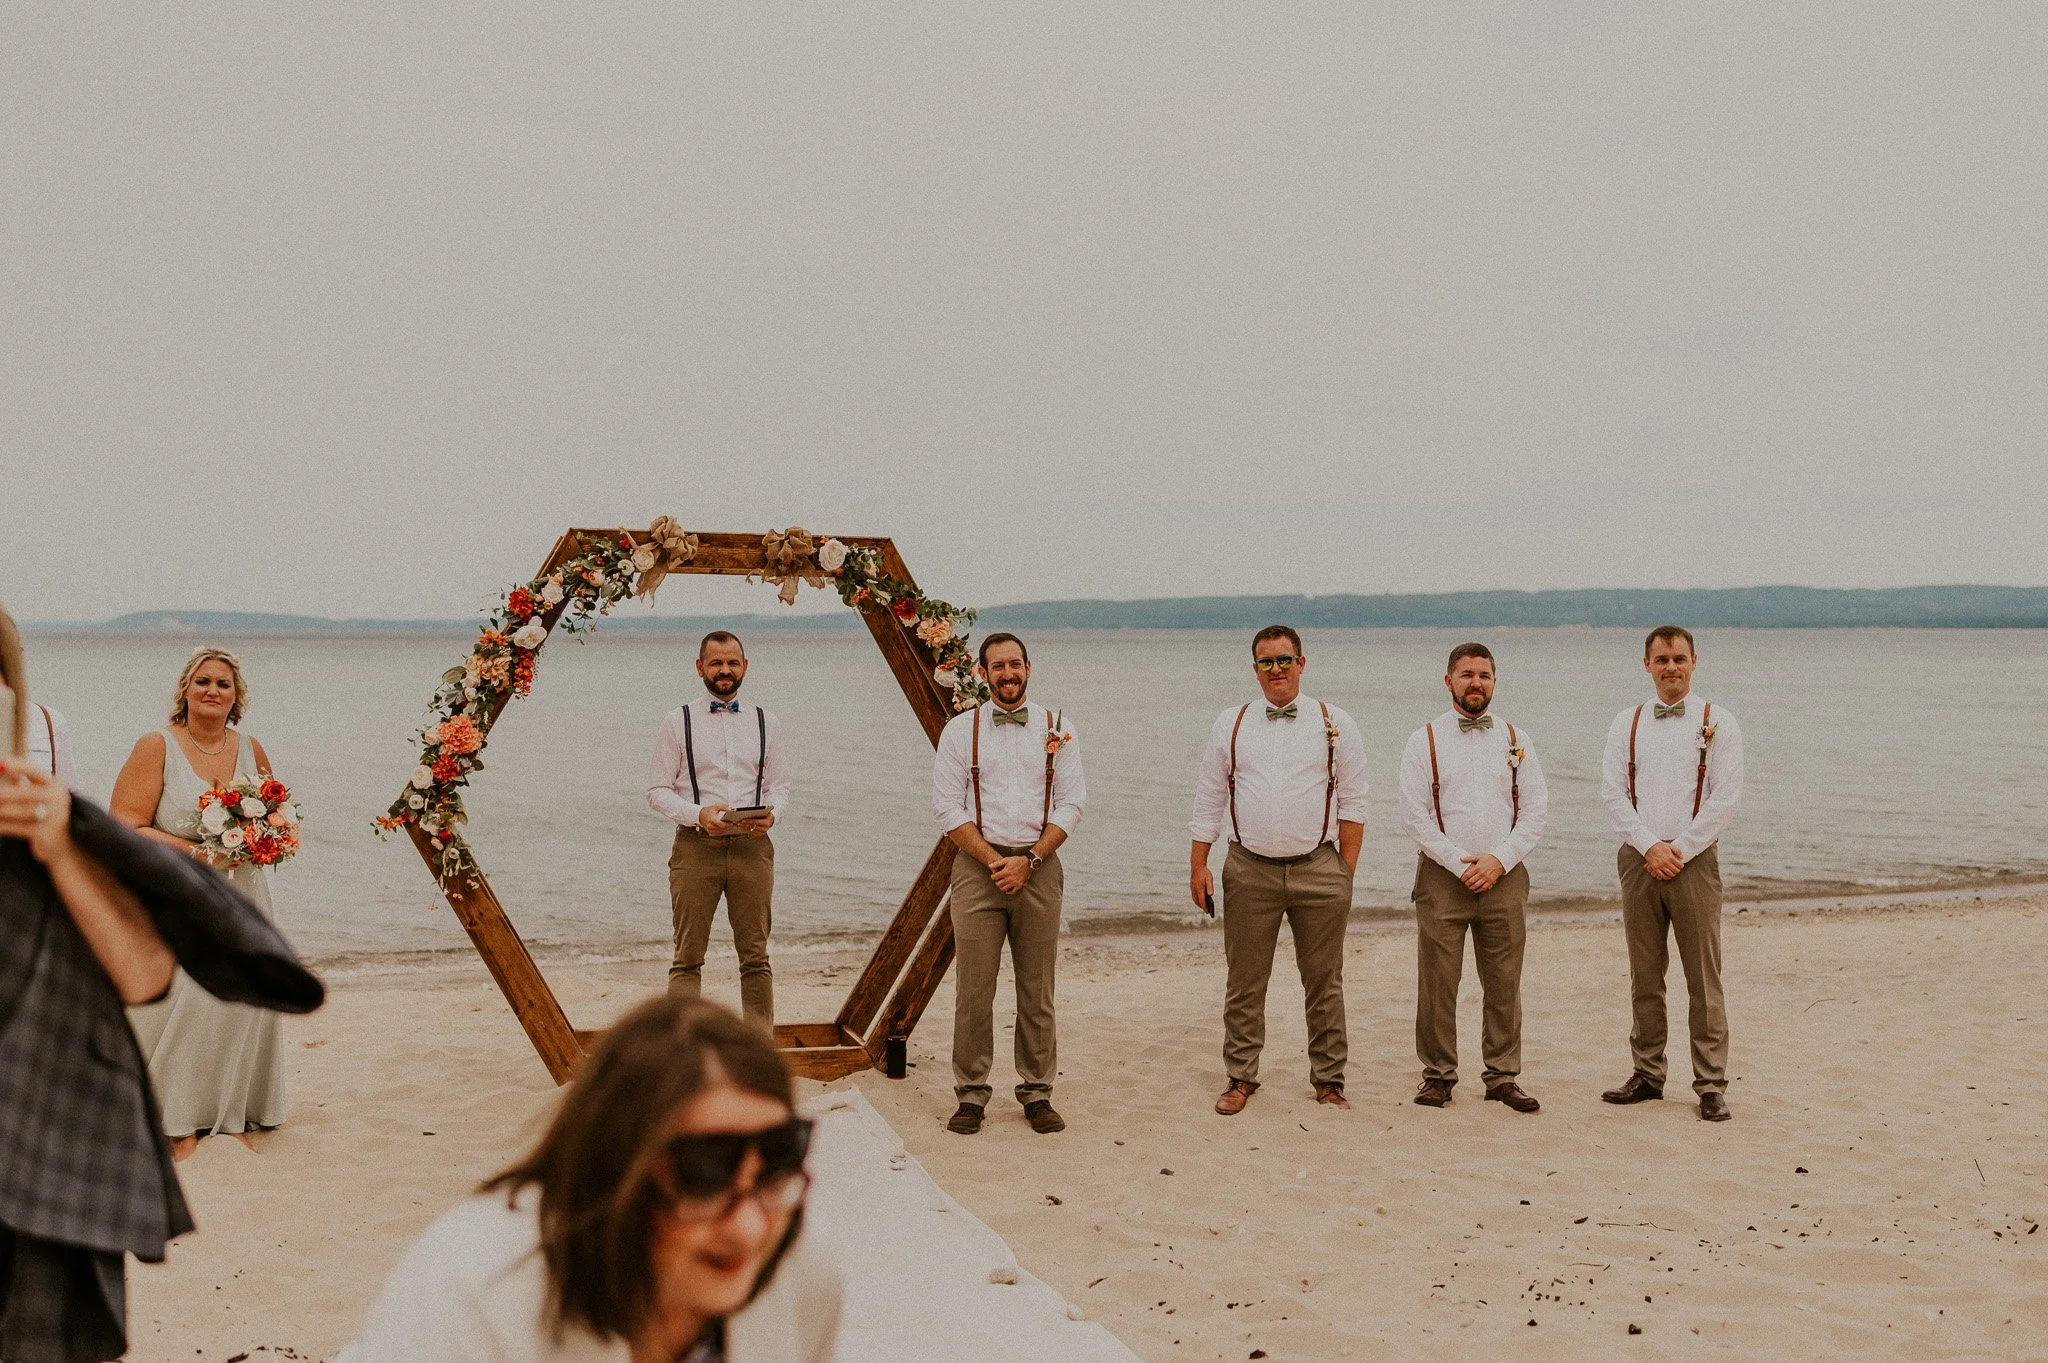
<box><xmin>484</xmin><ymin>997</ymin><xmax>797</xmax><ymax>1343</ymax></box>
<box><xmin>1643</xmin><ymin>625</ymin><xmax>1696</xmax><ymax>658</ymax></box>
<box><xmin>1251</xmin><ymin>624</ymin><xmax>1302</xmax><ymax>656</ymax></box>
<box><xmin>1446</xmin><ymin>642</ymin><xmax>1494</xmax><ymax>672</ymax></box>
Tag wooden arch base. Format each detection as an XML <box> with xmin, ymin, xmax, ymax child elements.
<box><xmin>404</xmin><ymin>530</ymin><xmax>958</xmax><ymax>1084</ymax></box>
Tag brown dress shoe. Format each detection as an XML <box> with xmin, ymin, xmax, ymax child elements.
<box><xmin>1485</xmin><ymin>1081</ymin><xmax>1541</xmax><ymax>1114</ymax></box>
<box><xmin>1698</xmin><ymin>1092</ymin><xmax>1731</xmax><ymax>1122</ymax></box>
<box><xmin>946</xmin><ymin>1103</ymin><xmax>985</xmax><ymax>1134</ymax></box>
<box><xmin>1023</xmin><ymin>1099</ymin><xmax>1066</xmax><ymax>1133</ymax></box>
<box><xmin>1214</xmin><ymin>1079</ymin><xmax>1256</xmax><ymax>1115</ymax></box>
<box><xmin>1600</xmin><ymin>1073</ymin><xmax>1664</xmax><ymax>1105</ymax></box>
<box><xmin>1413</xmin><ymin>1077</ymin><xmax>1454</xmax><ymax>1107</ymax></box>
<box><xmin>1315</xmin><ymin>1082</ymin><xmax>1351</xmax><ymax>1109</ymax></box>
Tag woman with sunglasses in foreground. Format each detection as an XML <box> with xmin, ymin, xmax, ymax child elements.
<box><xmin>341</xmin><ymin>997</ymin><xmax>841</xmax><ymax>1363</ymax></box>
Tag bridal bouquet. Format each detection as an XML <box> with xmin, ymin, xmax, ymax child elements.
<box><xmin>198</xmin><ymin>778</ymin><xmax>303</xmax><ymax>868</ymax></box>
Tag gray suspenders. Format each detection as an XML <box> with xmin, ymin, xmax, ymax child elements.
<box><xmin>680</xmin><ymin>703</ymin><xmax>768</xmax><ymax>809</ymax></box>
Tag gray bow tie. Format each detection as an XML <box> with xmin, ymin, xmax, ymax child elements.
<box><xmin>991</xmin><ymin>707</ymin><xmax>1030</xmax><ymax>727</ymax></box>
<box><xmin>1457</xmin><ymin>714</ymin><xmax>1493</xmax><ymax>732</ymax></box>
<box><xmin>1654</xmin><ymin>701</ymin><xmax>1686</xmax><ymax>719</ymax></box>
<box><xmin>1266</xmin><ymin>702</ymin><xmax>1298</xmax><ymax>721</ymax></box>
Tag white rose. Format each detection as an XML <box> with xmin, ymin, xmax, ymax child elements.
<box><xmin>411</xmin><ymin>764</ymin><xmax>434</xmax><ymax>790</ymax></box>
<box><xmin>239</xmin><ymin>797</ymin><xmax>267</xmax><ymax>819</ymax></box>
<box><xmin>219</xmin><ymin>827</ymin><xmax>246</xmax><ymax>850</ymax></box>
<box><xmin>200</xmin><ymin>803</ymin><xmax>231</xmax><ymax>835</ymax></box>
<box><xmin>282</xmin><ymin>803</ymin><xmax>299</xmax><ymax>825</ymax></box>
<box><xmin>408</xmin><ymin>794</ymin><xmax>426</xmax><ymax>810</ymax></box>
<box><xmin>818</xmin><ymin>538</ymin><xmax>849</xmax><ymax>572</ymax></box>
<box><xmin>540</xmin><ymin>580</ymin><xmax>565</xmax><ymax>605</ymax></box>
<box><xmin>632</xmin><ymin>545</ymin><xmax>658</xmax><ymax>572</ymax></box>
<box><xmin>511</xmin><ymin>620</ymin><xmax>547</xmax><ymax>649</ymax></box>
<box><xmin>933</xmin><ymin>665</ymin><xmax>961</xmax><ymax>690</ymax></box>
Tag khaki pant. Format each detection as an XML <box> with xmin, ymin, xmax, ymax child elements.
<box><xmin>667</xmin><ymin>826</ymin><xmax>775</xmax><ymax>1028</ymax></box>
<box><xmin>948</xmin><ymin>847</ymin><xmax>1063</xmax><ymax>1107</ymax></box>
<box><xmin>1412</xmin><ymin>856</ymin><xmax>1529</xmax><ymax>1088</ymax></box>
<box><xmin>1618</xmin><ymin>843</ymin><xmax>1727</xmax><ymax>1095</ymax></box>
<box><xmin>1221</xmin><ymin>842</ymin><xmax>1352</xmax><ymax>1088</ymax></box>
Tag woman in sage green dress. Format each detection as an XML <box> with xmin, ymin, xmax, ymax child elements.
<box><xmin>111</xmin><ymin>647</ymin><xmax>288</xmax><ymax>1158</ymax></box>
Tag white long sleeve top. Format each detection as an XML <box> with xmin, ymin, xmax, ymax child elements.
<box><xmin>932</xmin><ymin>701</ymin><xmax>1085</xmax><ymax>848</ymax></box>
<box><xmin>1398</xmin><ymin>711</ymin><xmax>1549</xmax><ymax>875</ymax></box>
<box><xmin>1600</xmin><ymin>693</ymin><xmax>1744</xmax><ymax>860</ymax></box>
<box><xmin>1188</xmin><ymin>694</ymin><xmax>1369</xmax><ymax>858</ymax></box>
<box><xmin>646</xmin><ymin>697</ymin><xmax>791</xmax><ymax>828</ymax></box>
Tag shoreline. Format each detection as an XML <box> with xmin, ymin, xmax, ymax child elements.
<box><xmin>302</xmin><ymin>874</ymin><xmax>2048</xmax><ymax>978</ymax></box>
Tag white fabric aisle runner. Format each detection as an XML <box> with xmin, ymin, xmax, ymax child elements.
<box><xmin>798</xmin><ymin>1087</ymin><xmax>1140</xmax><ymax>1363</ymax></box>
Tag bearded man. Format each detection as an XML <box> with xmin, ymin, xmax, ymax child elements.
<box><xmin>930</xmin><ymin>633</ymin><xmax>1085</xmax><ymax>1136</ymax></box>
<box><xmin>647</xmin><ymin>631</ymin><xmax>790</xmax><ymax>1029</ymax></box>
<box><xmin>1398</xmin><ymin>643</ymin><xmax>1549</xmax><ymax>1113</ymax></box>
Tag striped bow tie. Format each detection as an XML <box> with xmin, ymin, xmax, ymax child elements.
<box><xmin>1457</xmin><ymin>714</ymin><xmax>1493</xmax><ymax>732</ymax></box>
<box><xmin>991</xmin><ymin>707</ymin><xmax>1030</xmax><ymax>726</ymax></box>
<box><xmin>1266</xmin><ymin>702</ymin><xmax>1298</xmax><ymax>721</ymax></box>
<box><xmin>708</xmin><ymin>699</ymin><xmax>741</xmax><ymax>714</ymax></box>
<box><xmin>1653</xmin><ymin>701</ymin><xmax>1685</xmax><ymax>719</ymax></box>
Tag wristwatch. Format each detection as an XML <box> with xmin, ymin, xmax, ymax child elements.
<box><xmin>1027</xmin><ymin>852</ymin><xmax>1044</xmax><ymax>871</ymax></box>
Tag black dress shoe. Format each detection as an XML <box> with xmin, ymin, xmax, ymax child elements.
<box><xmin>1023</xmin><ymin>1099</ymin><xmax>1066</xmax><ymax>1134</ymax></box>
<box><xmin>1698</xmin><ymin>1092</ymin><xmax>1731</xmax><ymax>1122</ymax></box>
<box><xmin>946</xmin><ymin>1103</ymin><xmax>985</xmax><ymax>1134</ymax></box>
<box><xmin>1485</xmin><ymin>1082</ymin><xmax>1541</xmax><ymax>1114</ymax></box>
<box><xmin>1413</xmin><ymin>1077</ymin><xmax>1455</xmax><ymax>1107</ymax></box>
<box><xmin>1600</xmin><ymin>1073</ymin><xmax>1664</xmax><ymax>1105</ymax></box>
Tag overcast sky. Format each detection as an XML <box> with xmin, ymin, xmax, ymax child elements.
<box><xmin>6</xmin><ymin>4</ymin><xmax>2045</xmax><ymax>622</ymax></box>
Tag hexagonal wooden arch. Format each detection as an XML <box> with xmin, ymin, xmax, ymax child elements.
<box><xmin>401</xmin><ymin>530</ymin><xmax>959</xmax><ymax>1084</ymax></box>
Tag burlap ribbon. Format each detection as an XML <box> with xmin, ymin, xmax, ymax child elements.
<box><xmin>758</xmin><ymin>527</ymin><xmax>828</xmax><ymax>605</ymax></box>
<box><xmin>631</xmin><ymin>516</ymin><xmax>700</xmax><ymax>600</ymax></box>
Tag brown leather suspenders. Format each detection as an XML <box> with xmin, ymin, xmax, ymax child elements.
<box><xmin>1225</xmin><ymin>703</ymin><xmax>1250</xmax><ymax>844</ymax></box>
<box><xmin>970</xmin><ymin>705</ymin><xmax>1058</xmax><ymax>840</ymax></box>
<box><xmin>1628</xmin><ymin>701</ymin><xmax>1711</xmax><ymax>815</ymax></box>
<box><xmin>1425</xmin><ymin>718</ymin><xmax>1520</xmax><ymax>834</ymax></box>
<box><xmin>1228</xmin><ymin>701</ymin><xmax>1336</xmax><ymax>846</ymax></box>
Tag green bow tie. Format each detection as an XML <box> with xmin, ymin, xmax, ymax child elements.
<box><xmin>1265</xmin><ymin>702</ymin><xmax>1298</xmax><ymax>721</ymax></box>
<box><xmin>1457</xmin><ymin>714</ymin><xmax>1493</xmax><ymax>732</ymax></box>
<box><xmin>1654</xmin><ymin>701</ymin><xmax>1686</xmax><ymax>719</ymax></box>
<box><xmin>991</xmin><ymin>707</ymin><xmax>1030</xmax><ymax>727</ymax></box>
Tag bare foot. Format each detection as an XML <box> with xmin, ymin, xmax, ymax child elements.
<box><xmin>170</xmin><ymin>1135</ymin><xmax>199</xmax><ymax>1162</ymax></box>
<box><xmin>227</xmin><ymin>1131</ymin><xmax>260</xmax><ymax>1154</ymax></box>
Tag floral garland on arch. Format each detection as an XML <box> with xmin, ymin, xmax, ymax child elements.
<box><xmin>378</xmin><ymin>525</ymin><xmax>986</xmax><ymax>886</ymax></box>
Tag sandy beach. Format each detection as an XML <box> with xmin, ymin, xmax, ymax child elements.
<box><xmin>128</xmin><ymin>892</ymin><xmax>2047</xmax><ymax>1361</ymax></box>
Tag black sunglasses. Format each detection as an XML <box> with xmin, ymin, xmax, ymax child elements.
<box><xmin>1253</xmin><ymin>654</ymin><xmax>1300</xmax><ymax>673</ymax></box>
<box><xmin>663</xmin><ymin>1117</ymin><xmax>814</xmax><ymax>1203</ymax></box>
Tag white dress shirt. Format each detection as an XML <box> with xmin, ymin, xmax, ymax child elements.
<box><xmin>1600</xmin><ymin>693</ymin><xmax>1744</xmax><ymax>860</ymax></box>
<box><xmin>1189</xmin><ymin>694</ymin><xmax>1369</xmax><ymax>858</ymax></box>
<box><xmin>22</xmin><ymin>703</ymin><xmax>78</xmax><ymax>786</ymax></box>
<box><xmin>1399</xmin><ymin>711</ymin><xmax>1549</xmax><ymax>876</ymax></box>
<box><xmin>932</xmin><ymin>701</ymin><xmax>1085</xmax><ymax>848</ymax></box>
<box><xmin>647</xmin><ymin>697</ymin><xmax>791</xmax><ymax>828</ymax></box>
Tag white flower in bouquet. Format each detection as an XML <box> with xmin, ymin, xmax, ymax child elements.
<box><xmin>933</xmin><ymin>665</ymin><xmax>961</xmax><ymax>690</ymax></box>
<box><xmin>220</xmin><ymin>827</ymin><xmax>246</xmax><ymax>850</ymax></box>
<box><xmin>540</xmin><ymin>579</ymin><xmax>565</xmax><ymax>606</ymax></box>
<box><xmin>817</xmin><ymin>538</ymin><xmax>849</xmax><ymax>572</ymax></box>
<box><xmin>239</xmin><ymin>796</ymin><xmax>267</xmax><ymax>819</ymax></box>
<box><xmin>278</xmin><ymin>802</ymin><xmax>299</xmax><ymax>826</ymax></box>
<box><xmin>200</xmin><ymin>802</ymin><xmax>231</xmax><ymax>835</ymax></box>
<box><xmin>511</xmin><ymin>620</ymin><xmax>548</xmax><ymax>649</ymax></box>
<box><xmin>408</xmin><ymin>794</ymin><xmax>426</xmax><ymax>810</ymax></box>
<box><xmin>411</xmin><ymin>764</ymin><xmax>434</xmax><ymax>790</ymax></box>
<box><xmin>632</xmin><ymin>544</ymin><xmax>659</xmax><ymax>573</ymax></box>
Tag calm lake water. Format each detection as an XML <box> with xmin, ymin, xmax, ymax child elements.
<box><xmin>20</xmin><ymin>627</ymin><xmax>2048</xmax><ymax>962</ymax></box>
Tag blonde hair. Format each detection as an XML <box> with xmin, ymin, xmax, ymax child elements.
<box><xmin>170</xmin><ymin>647</ymin><xmax>249</xmax><ymax>727</ymax></box>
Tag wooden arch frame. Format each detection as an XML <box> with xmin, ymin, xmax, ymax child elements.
<box><xmin>401</xmin><ymin>530</ymin><xmax>960</xmax><ymax>1083</ymax></box>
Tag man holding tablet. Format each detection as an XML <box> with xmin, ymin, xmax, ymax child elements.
<box><xmin>647</xmin><ymin>631</ymin><xmax>791</xmax><ymax>1029</ymax></box>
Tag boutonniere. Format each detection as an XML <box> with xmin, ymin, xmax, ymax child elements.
<box><xmin>1697</xmin><ymin>722</ymin><xmax>1718</xmax><ymax>752</ymax></box>
<box><xmin>1323</xmin><ymin>716</ymin><xmax>1342</xmax><ymax>748</ymax></box>
<box><xmin>1045</xmin><ymin>710</ymin><xmax>1072</xmax><ymax>756</ymax></box>
<box><xmin>1506</xmin><ymin>742</ymin><xmax>1527</xmax><ymax>770</ymax></box>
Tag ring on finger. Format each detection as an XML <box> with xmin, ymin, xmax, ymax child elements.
<box><xmin>32</xmin><ymin>803</ymin><xmax>49</xmax><ymax>823</ymax></box>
